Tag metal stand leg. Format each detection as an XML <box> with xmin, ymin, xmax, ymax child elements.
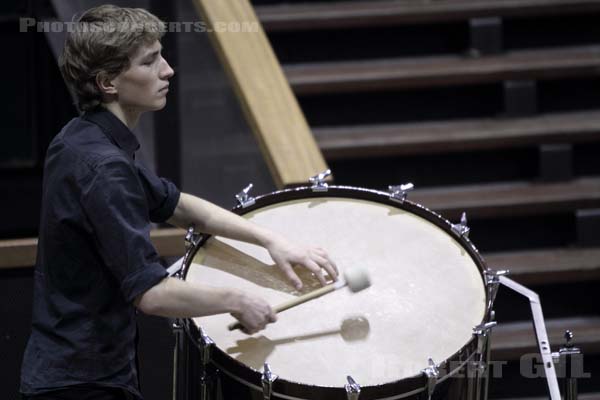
<box><xmin>196</xmin><ymin>327</ymin><xmax>218</xmax><ymax>400</ymax></box>
<box><xmin>172</xmin><ymin>319</ymin><xmax>221</xmax><ymax>400</ymax></box>
<box><xmin>473</xmin><ymin>319</ymin><xmax>496</xmax><ymax>400</ymax></box>
<box><xmin>173</xmin><ymin>319</ymin><xmax>190</xmax><ymax>400</ymax></box>
<box><xmin>553</xmin><ymin>330</ymin><xmax>581</xmax><ymax>400</ymax></box>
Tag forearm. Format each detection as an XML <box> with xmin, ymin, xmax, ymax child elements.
<box><xmin>166</xmin><ymin>193</ymin><xmax>339</xmax><ymax>291</ymax></box>
<box><xmin>136</xmin><ymin>277</ymin><xmax>242</xmax><ymax>318</ymax></box>
<box><xmin>168</xmin><ymin>192</ymin><xmax>280</xmax><ymax>246</ymax></box>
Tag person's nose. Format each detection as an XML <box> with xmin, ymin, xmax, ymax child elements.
<box><xmin>160</xmin><ymin>56</ymin><xmax>175</xmax><ymax>79</ymax></box>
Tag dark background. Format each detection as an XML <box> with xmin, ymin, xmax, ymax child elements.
<box><xmin>2</xmin><ymin>0</ymin><xmax>600</xmax><ymax>399</ymax></box>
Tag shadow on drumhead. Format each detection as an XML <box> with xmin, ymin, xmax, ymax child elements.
<box><xmin>202</xmin><ymin>238</ymin><xmax>326</xmax><ymax>295</ymax></box>
<box><xmin>225</xmin><ymin>316</ymin><xmax>370</xmax><ymax>367</ymax></box>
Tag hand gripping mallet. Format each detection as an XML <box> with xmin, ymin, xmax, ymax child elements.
<box><xmin>228</xmin><ymin>267</ymin><xmax>371</xmax><ymax>331</ymax></box>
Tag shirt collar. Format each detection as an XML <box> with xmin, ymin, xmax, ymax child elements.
<box><xmin>83</xmin><ymin>108</ymin><xmax>141</xmax><ymax>158</ymax></box>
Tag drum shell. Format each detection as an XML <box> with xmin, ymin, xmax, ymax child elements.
<box><xmin>182</xmin><ymin>186</ymin><xmax>491</xmax><ymax>400</ymax></box>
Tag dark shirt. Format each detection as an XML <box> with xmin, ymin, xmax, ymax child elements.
<box><xmin>20</xmin><ymin>109</ymin><xmax>180</xmax><ymax>399</ymax></box>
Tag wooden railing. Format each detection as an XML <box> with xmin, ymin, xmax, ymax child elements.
<box><xmin>0</xmin><ymin>228</ymin><xmax>185</xmax><ymax>270</ymax></box>
<box><xmin>192</xmin><ymin>0</ymin><xmax>329</xmax><ymax>188</ymax></box>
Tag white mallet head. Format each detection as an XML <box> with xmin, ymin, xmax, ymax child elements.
<box><xmin>343</xmin><ymin>267</ymin><xmax>371</xmax><ymax>293</ymax></box>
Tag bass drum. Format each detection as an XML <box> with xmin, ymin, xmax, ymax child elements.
<box><xmin>182</xmin><ymin>186</ymin><xmax>491</xmax><ymax>400</ymax></box>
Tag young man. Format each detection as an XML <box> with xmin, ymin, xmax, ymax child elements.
<box><xmin>20</xmin><ymin>5</ymin><xmax>337</xmax><ymax>400</ymax></box>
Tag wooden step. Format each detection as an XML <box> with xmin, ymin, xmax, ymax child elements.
<box><xmin>314</xmin><ymin>111</ymin><xmax>600</xmax><ymax>159</ymax></box>
<box><xmin>492</xmin><ymin>317</ymin><xmax>600</xmax><ymax>360</ymax></box>
<box><xmin>410</xmin><ymin>177</ymin><xmax>600</xmax><ymax>219</ymax></box>
<box><xmin>284</xmin><ymin>46</ymin><xmax>600</xmax><ymax>95</ymax></box>
<box><xmin>0</xmin><ymin>228</ymin><xmax>186</xmax><ymax>270</ymax></box>
<box><xmin>3</xmin><ymin>177</ymin><xmax>600</xmax><ymax>268</ymax></box>
<box><xmin>256</xmin><ymin>0</ymin><xmax>600</xmax><ymax>32</ymax></box>
<box><xmin>497</xmin><ymin>392</ymin><xmax>600</xmax><ymax>400</ymax></box>
<box><xmin>484</xmin><ymin>247</ymin><xmax>600</xmax><ymax>285</ymax></box>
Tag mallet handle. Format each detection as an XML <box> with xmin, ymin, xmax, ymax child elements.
<box><xmin>228</xmin><ymin>281</ymin><xmax>345</xmax><ymax>331</ymax></box>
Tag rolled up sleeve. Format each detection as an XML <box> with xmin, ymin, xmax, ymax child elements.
<box><xmin>82</xmin><ymin>155</ymin><xmax>168</xmax><ymax>303</ymax></box>
<box><xmin>136</xmin><ymin>162</ymin><xmax>181</xmax><ymax>223</ymax></box>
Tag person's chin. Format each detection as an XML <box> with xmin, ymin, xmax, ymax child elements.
<box><xmin>149</xmin><ymin>98</ymin><xmax>167</xmax><ymax>111</ymax></box>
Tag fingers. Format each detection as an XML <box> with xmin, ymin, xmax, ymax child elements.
<box><xmin>233</xmin><ymin>294</ymin><xmax>278</xmax><ymax>335</ymax></box>
<box><xmin>298</xmin><ymin>247</ymin><xmax>338</xmax><ymax>287</ymax></box>
<box><xmin>235</xmin><ymin>313</ymin><xmax>277</xmax><ymax>335</ymax></box>
<box><xmin>303</xmin><ymin>258</ymin><xmax>328</xmax><ymax>286</ymax></box>
<box><xmin>311</xmin><ymin>250</ymin><xmax>339</xmax><ymax>281</ymax></box>
<box><xmin>279</xmin><ymin>260</ymin><xmax>303</xmax><ymax>290</ymax></box>
<box><xmin>268</xmin><ymin>307</ymin><xmax>278</xmax><ymax>323</ymax></box>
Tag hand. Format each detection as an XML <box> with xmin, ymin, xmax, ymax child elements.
<box><xmin>265</xmin><ymin>236</ymin><xmax>339</xmax><ymax>290</ymax></box>
<box><xmin>230</xmin><ymin>290</ymin><xmax>277</xmax><ymax>334</ymax></box>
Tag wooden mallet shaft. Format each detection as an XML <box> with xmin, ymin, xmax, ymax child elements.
<box><xmin>228</xmin><ymin>267</ymin><xmax>370</xmax><ymax>331</ymax></box>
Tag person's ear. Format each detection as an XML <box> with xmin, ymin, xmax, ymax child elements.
<box><xmin>96</xmin><ymin>72</ymin><xmax>118</xmax><ymax>96</ymax></box>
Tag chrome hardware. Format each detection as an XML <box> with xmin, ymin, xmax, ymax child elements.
<box><xmin>310</xmin><ymin>169</ymin><xmax>331</xmax><ymax>192</ymax></box>
<box><xmin>473</xmin><ymin>320</ymin><xmax>497</xmax><ymax>400</ymax></box>
<box><xmin>345</xmin><ymin>375</ymin><xmax>361</xmax><ymax>400</ymax></box>
<box><xmin>185</xmin><ymin>225</ymin><xmax>194</xmax><ymax>250</ymax></box>
<box><xmin>172</xmin><ymin>319</ymin><xmax>187</xmax><ymax>400</ymax></box>
<box><xmin>422</xmin><ymin>358</ymin><xmax>439</xmax><ymax>400</ymax></box>
<box><xmin>484</xmin><ymin>269</ymin><xmax>509</xmax><ymax>312</ymax></box>
<box><xmin>261</xmin><ymin>363</ymin><xmax>278</xmax><ymax>400</ymax></box>
<box><xmin>473</xmin><ymin>321</ymin><xmax>498</xmax><ymax>369</ymax></box>
<box><xmin>484</xmin><ymin>269</ymin><xmax>509</xmax><ymax>285</ymax></box>
<box><xmin>173</xmin><ymin>225</ymin><xmax>204</xmax><ymax>279</ymax></box>
<box><xmin>236</xmin><ymin>183</ymin><xmax>256</xmax><ymax>208</ymax></box>
<box><xmin>451</xmin><ymin>212</ymin><xmax>470</xmax><ymax>238</ymax></box>
<box><xmin>473</xmin><ymin>321</ymin><xmax>498</xmax><ymax>337</ymax></box>
<box><xmin>556</xmin><ymin>330</ymin><xmax>582</xmax><ymax>400</ymax></box>
<box><xmin>197</xmin><ymin>327</ymin><xmax>215</xmax><ymax>366</ymax></box>
<box><xmin>564</xmin><ymin>330</ymin><xmax>574</xmax><ymax>347</ymax></box>
<box><xmin>388</xmin><ymin>183</ymin><xmax>414</xmax><ymax>203</ymax></box>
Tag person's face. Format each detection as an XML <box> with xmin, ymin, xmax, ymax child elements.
<box><xmin>111</xmin><ymin>40</ymin><xmax>174</xmax><ymax>112</ymax></box>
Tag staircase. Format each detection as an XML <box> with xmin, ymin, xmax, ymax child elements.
<box><xmin>253</xmin><ymin>0</ymin><xmax>600</xmax><ymax>398</ymax></box>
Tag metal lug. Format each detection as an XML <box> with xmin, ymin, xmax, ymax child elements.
<box><xmin>451</xmin><ymin>212</ymin><xmax>470</xmax><ymax>238</ymax></box>
<box><xmin>473</xmin><ymin>321</ymin><xmax>498</xmax><ymax>336</ymax></box>
<box><xmin>236</xmin><ymin>183</ymin><xmax>256</xmax><ymax>208</ymax></box>
<box><xmin>175</xmin><ymin>225</ymin><xmax>202</xmax><ymax>279</ymax></box>
<box><xmin>422</xmin><ymin>358</ymin><xmax>439</xmax><ymax>400</ymax></box>
<box><xmin>473</xmin><ymin>321</ymin><xmax>498</xmax><ymax>364</ymax></box>
<box><xmin>184</xmin><ymin>225</ymin><xmax>197</xmax><ymax>251</ymax></box>
<box><xmin>484</xmin><ymin>269</ymin><xmax>509</xmax><ymax>285</ymax></box>
<box><xmin>388</xmin><ymin>183</ymin><xmax>414</xmax><ymax>203</ymax></box>
<box><xmin>484</xmin><ymin>269</ymin><xmax>509</xmax><ymax>311</ymax></box>
<box><xmin>197</xmin><ymin>328</ymin><xmax>214</xmax><ymax>366</ymax></box>
<box><xmin>310</xmin><ymin>169</ymin><xmax>331</xmax><ymax>192</ymax></box>
<box><xmin>262</xmin><ymin>363</ymin><xmax>278</xmax><ymax>400</ymax></box>
<box><xmin>345</xmin><ymin>375</ymin><xmax>361</xmax><ymax>400</ymax></box>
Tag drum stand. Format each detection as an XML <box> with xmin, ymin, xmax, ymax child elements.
<box><xmin>555</xmin><ymin>330</ymin><xmax>582</xmax><ymax>400</ymax></box>
<box><xmin>485</xmin><ymin>270</ymin><xmax>582</xmax><ymax>400</ymax></box>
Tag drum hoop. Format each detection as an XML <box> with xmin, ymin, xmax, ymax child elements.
<box><xmin>210</xmin><ymin>346</ymin><xmax>478</xmax><ymax>400</ymax></box>
<box><xmin>182</xmin><ymin>185</ymin><xmax>491</xmax><ymax>398</ymax></box>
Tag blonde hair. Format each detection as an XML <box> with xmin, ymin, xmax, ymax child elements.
<box><xmin>59</xmin><ymin>5</ymin><xmax>165</xmax><ymax>112</ymax></box>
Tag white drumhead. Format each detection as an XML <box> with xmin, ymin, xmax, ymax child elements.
<box><xmin>188</xmin><ymin>197</ymin><xmax>486</xmax><ymax>387</ymax></box>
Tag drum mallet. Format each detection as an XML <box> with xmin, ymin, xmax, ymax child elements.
<box><xmin>228</xmin><ymin>267</ymin><xmax>371</xmax><ymax>331</ymax></box>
